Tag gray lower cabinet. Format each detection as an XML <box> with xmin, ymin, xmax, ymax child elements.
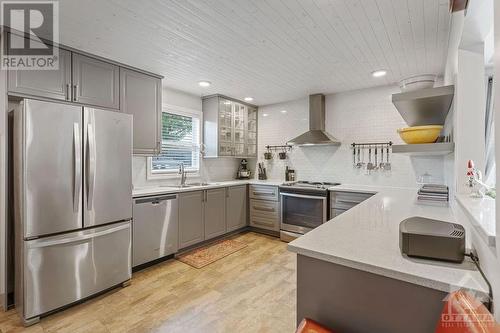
<box><xmin>8</xmin><ymin>47</ymin><xmax>72</xmax><ymax>101</ymax></box>
<box><xmin>249</xmin><ymin>199</ymin><xmax>280</xmax><ymax>231</ymax></box>
<box><xmin>226</xmin><ymin>185</ymin><xmax>247</xmax><ymax>232</ymax></box>
<box><xmin>330</xmin><ymin>191</ymin><xmax>374</xmax><ymax>217</ymax></box>
<box><xmin>72</xmin><ymin>53</ymin><xmax>120</xmax><ymax>109</ymax></box>
<box><xmin>178</xmin><ymin>191</ymin><xmax>204</xmax><ymax>249</ymax></box>
<box><xmin>204</xmin><ymin>188</ymin><xmax>227</xmax><ymax>240</ymax></box>
<box><xmin>120</xmin><ymin>68</ymin><xmax>162</xmax><ymax>155</ymax></box>
<box><xmin>132</xmin><ymin>194</ymin><xmax>178</xmax><ymax>267</ymax></box>
<box><xmin>249</xmin><ymin>185</ymin><xmax>280</xmax><ymax>232</ymax></box>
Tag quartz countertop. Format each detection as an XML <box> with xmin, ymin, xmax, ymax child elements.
<box><xmin>288</xmin><ymin>185</ymin><xmax>489</xmax><ymax>295</ymax></box>
<box><xmin>132</xmin><ymin>179</ymin><xmax>283</xmax><ymax>198</ymax></box>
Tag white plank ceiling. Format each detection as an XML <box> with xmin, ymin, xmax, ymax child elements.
<box><xmin>58</xmin><ymin>0</ymin><xmax>451</xmax><ymax>105</ymax></box>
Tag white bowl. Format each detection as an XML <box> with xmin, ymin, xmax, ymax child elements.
<box><xmin>399</xmin><ymin>74</ymin><xmax>436</xmax><ymax>92</ymax></box>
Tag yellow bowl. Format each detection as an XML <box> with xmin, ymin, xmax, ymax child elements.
<box><xmin>397</xmin><ymin>125</ymin><xmax>443</xmax><ymax>144</ymax></box>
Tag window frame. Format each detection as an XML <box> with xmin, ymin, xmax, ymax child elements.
<box><xmin>147</xmin><ymin>104</ymin><xmax>203</xmax><ymax>180</ymax></box>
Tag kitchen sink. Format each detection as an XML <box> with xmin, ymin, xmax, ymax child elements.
<box><xmin>187</xmin><ymin>182</ymin><xmax>219</xmax><ymax>186</ymax></box>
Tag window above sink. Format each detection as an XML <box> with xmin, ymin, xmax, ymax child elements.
<box><xmin>147</xmin><ymin>105</ymin><xmax>202</xmax><ymax>180</ymax></box>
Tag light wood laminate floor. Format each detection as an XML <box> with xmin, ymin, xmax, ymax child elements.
<box><xmin>0</xmin><ymin>232</ymin><xmax>296</xmax><ymax>333</ymax></box>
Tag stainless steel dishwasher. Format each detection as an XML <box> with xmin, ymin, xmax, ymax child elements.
<box><xmin>133</xmin><ymin>194</ymin><xmax>179</xmax><ymax>267</ymax></box>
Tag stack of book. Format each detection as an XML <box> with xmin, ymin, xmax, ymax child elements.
<box><xmin>417</xmin><ymin>184</ymin><xmax>449</xmax><ymax>202</ymax></box>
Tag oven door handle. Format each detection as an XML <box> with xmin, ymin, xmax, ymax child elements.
<box><xmin>280</xmin><ymin>192</ymin><xmax>327</xmax><ymax>200</ymax></box>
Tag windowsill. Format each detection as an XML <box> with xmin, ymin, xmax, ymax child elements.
<box><xmin>147</xmin><ymin>171</ymin><xmax>200</xmax><ymax>180</ymax></box>
<box><xmin>455</xmin><ymin>193</ymin><xmax>496</xmax><ymax>247</ymax></box>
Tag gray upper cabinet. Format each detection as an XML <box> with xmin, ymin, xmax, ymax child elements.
<box><xmin>8</xmin><ymin>48</ymin><xmax>72</xmax><ymax>101</ymax></box>
<box><xmin>226</xmin><ymin>186</ymin><xmax>247</xmax><ymax>232</ymax></box>
<box><xmin>120</xmin><ymin>68</ymin><xmax>162</xmax><ymax>155</ymax></box>
<box><xmin>72</xmin><ymin>53</ymin><xmax>120</xmax><ymax>109</ymax></box>
<box><xmin>204</xmin><ymin>188</ymin><xmax>227</xmax><ymax>240</ymax></box>
<box><xmin>178</xmin><ymin>191</ymin><xmax>204</xmax><ymax>249</ymax></box>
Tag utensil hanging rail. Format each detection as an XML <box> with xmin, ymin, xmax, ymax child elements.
<box><xmin>351</xmin><ymin>141</ymin><xmax>393</xmax><ymax>148</ymax></box>
<box><xmin>266</xmin><ymin>145</ymin><xmax>293</xmax><ymax>151</ymax></box>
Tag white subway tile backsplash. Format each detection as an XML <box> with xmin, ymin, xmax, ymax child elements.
<box><xmin>256</xmin><ymin>85</ymin><xmax>446</xmax><ymax>187</ymax></box>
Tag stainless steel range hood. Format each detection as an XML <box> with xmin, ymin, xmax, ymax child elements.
<box><xmin>287</xmin><ymin>94</ymin><xmax>340</xmax><ymax>146</ymax></box>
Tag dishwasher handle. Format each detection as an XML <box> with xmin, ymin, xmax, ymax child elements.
<box><xmin>135</xmin><ymin>194</ymin><xmax>177</xmax><ymax>205</ymax></box>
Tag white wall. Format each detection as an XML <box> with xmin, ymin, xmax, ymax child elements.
<box><xmin>132</xmin><ymin>87</ymin><xmax>240</xmax><ymax>188</ymax></box>
<box><xmin>447</xmin><ymin>2</ymin><xmax>500</xmax><ymax>320</ymax></box>
<box><xmin>257</xmin><ymin>85</ymin><xmax>444</xmax><ymax>187</ymax></box>
<box><xmin>454</xmin><ymin>48</ymin><xmax>486</xmax><ymax>193</ymax></box>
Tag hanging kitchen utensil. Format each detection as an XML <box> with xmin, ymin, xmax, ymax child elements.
<box><xmin>264</xmin><ymin>148</ymin><xmax>273</xmax><ymax>160</ymax></box>
<box><xmin>374</xmin><ymin>146</ymin><xmax>378</xmax><ymax>170</ymax></box>
<box><xmin>356</xmin><ymin>146</ymin><xmax>362</xmax><ymax>168</ymax></box>
<box><xmin>353</xmin><ymin>146</ymin><xmax>356</xmax><ymax>167</ymax></box>
<box><xmin>385</xmin><ymin>146</ymin><xmax>391</xmax><ymax>171</ymax></box>
<box><xmin>380</xmin><ymin>145</ymin><xmax>385</xmax><ymax>169</ymax></box>
<box><xmin>367</xmin><ymin>146</ymin><xmax>374</xmax><ymax>171</ymax></box>
<box><xmin>279</xmin><ymin>148</ymin><xmax>287</xmax><ymax>160</ymax></box>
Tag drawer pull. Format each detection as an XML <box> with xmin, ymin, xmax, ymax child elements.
<box><xmin>335</xmin><ymin>199</ymin><xmax>363</xmax><ymax>205</ymax></box>
<box><xmin>253</xmin><ymin>220</ymin><xmax>272</xmax><ymax>227</ymax></box>
<box><xmin>252</xmin><ymin>205</ymin><xmax>275</xmax><ymax>212</ymax></box>
<box><xmin>253</xmin><ymin>191</ymin><xmax>275</xmax><ymax>196</ymax></box>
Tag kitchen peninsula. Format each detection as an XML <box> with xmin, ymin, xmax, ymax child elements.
<box><xmin>288</xmin><ymin>185</ymin><xmax>489</xmax><ymax>333</ymax></box>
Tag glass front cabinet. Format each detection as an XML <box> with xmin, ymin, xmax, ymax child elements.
<box><xmin>202</xmin><ymin>95</ymin><xmax>258</xmax><ymax>158</ymax></box>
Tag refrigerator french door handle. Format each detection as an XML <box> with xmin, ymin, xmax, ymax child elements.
<box><xmin>87</xmin><ymin>123</ymin><xmax>96</xmax><ymax>210</ymax></box>
<box><xmin>73</xmin><ymin>123</ymin><xmax>81</xmax><ymax>212</ymax></box>
<box><xmin>26</xmin><ymin>223</ymin><xmax>130</xmax><ymax>249</ymax></box>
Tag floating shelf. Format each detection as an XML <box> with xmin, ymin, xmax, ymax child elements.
<box><xmin>392</xmin><ymin>142</ymin><xmax>454</xmax><ymax>156</ymax></box>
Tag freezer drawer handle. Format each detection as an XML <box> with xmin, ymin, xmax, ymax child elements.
<box><xmin>73</xmin><ymin>123</ymin><xmax>81</xmax><ymax>212</ymax></box>
<box><xmin>87</xmin><ymin>123</ymin><xmax>96</xmax><ymax>210</ymax></box>
<box><xmin>26</xmin><ymin>223</ymin><xmax>130</xmax><ymax>249</ymax></box>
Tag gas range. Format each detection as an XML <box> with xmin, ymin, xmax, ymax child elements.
<box><xmin>279</xmin><ymin>181</ymin><xmax>340</xmax><ymax>242</ymax></box>
<box><xmin>279</xmin><ymin>180</ymin><xmax>341</xmax><ymax>242</ymax></box>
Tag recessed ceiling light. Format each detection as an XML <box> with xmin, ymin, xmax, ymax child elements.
<box><xmin>371</xmin><ymin>70</ymin><xmax>387</xmax><ymax>78</ymax></box>
<box><xmin>198</xmin><ymin>80</ymin><xmax>211</xmax><ymax>87</ymax></box>
<box><xmin>244</xmin><ymin>97</ymin><xmax>254</xmax><ymax>102</ymax></box>
<box><xmin>280</xmin><ymin>110</ymin><xmax>287</xmax><ymax>114</ymax></box>
<box><xmin>262</xmin><ymin>113</ymin><xmax>269</xmax><ymax>117</ymax></box>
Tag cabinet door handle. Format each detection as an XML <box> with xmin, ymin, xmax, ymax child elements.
<box><xmin>65</xmin><ymin>83</ymin><xmax>70</xmax><ymax>101</ymax></box>
<box><xmin>73</xmin><ymin>84</ymin><xmax>79</xmax><ymax>101</ymax></box>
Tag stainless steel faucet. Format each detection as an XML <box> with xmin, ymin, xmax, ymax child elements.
<box><xmin>179</xmin><ymin>162</ymin><xmax>187</xmax><ymax>187</ymax></box>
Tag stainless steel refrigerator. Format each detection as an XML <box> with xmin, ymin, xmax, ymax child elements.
<box><xmin>13</xmin><ymin>99</ymin><xmax>133</xmax><ymax>325</ymax></box>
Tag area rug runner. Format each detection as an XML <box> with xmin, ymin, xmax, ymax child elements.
<box><xmin>176</xmin><ymin>239</ymin><xmax>247</xmax><ymax>268</ymax></box>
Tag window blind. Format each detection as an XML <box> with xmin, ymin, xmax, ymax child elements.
<box><xmin>151</xmin><ymin>112</ymin><xmax>200</xmax><ymax>173</ymax></box>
